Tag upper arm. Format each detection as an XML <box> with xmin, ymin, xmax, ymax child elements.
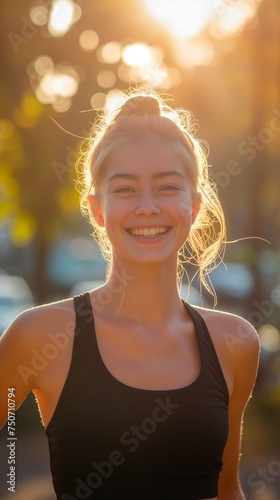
<box><xmin>218</xmin><ymin>317</ymin><xmax>260</xmax><ymax>498</ymax></box>
<box><xmin>0</xmin><ymin>298</ymin><xmax>76</xmax><ymax>430</ymax></box>
<box><xmin>0</xmin><ymin>310</ymin><xmax>40</xmax><ymax>429</ymax></box>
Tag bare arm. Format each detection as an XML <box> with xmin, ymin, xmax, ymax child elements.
<box><xmin>0</xmin><ymin>311</ymin><xmax>36</xmax><ymax>429</ymax></box>
<box><xmin>0</xmin><ymin>298</ymin><xmax>76</xmax><ymax>429</ymax></box>
<box><xmin>217</xmin><ymin>317</ymin><xmax>260</xmax><ymax>499</ymax></box>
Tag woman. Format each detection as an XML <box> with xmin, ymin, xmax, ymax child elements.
<box><xmin>0</xmin><ymin>90</ymin><xmax>260</xmax><ymax>499</ymax></box>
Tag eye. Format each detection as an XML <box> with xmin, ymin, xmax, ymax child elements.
<box><xmin>114</xmin><ymin>186</ymin><xmax>135</xmax><ymax>193</ymax></box>
<box><xmin>159</xmin><ymin>184</ymin><xmax>180</xmax><ymax>191</ymax></box>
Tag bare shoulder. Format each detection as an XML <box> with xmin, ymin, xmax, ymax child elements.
<box><xmin>0</xmin><ymin>296</ymin><xmax>76</xmax><ymax>356</ymax></box>
<box><xmin>0</xmin><ymin>297</ymin><xmax>79</xmax><ymax>428</ymax></box>
<box><xmin>0</xmin><ymin>296</ymin><xmax>77</xmax><ymax>382</ymax></box>
<box><xmin>193</xmin><ymin>305</ymin><xmax>260</xmax><ymax>355</ymax></box>
<box><xmin>190</xmin><ymin>305</ymin><xmax>260</xmax><ymax>398</ymax></box>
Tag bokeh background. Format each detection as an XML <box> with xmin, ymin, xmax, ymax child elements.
<box><xmin>0</xmin><ymin>0</ymin><xmax>280</xmax><ymax>498</ymax></box>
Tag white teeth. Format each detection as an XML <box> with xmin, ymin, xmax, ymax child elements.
<box><xmin>129</xmin><ymin>227</ymin><xmax>168</xmax><ymax>237</ymax></box>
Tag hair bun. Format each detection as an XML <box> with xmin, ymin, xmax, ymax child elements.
<box><xmin>116</xmin><ymin>95</ymin><xmax>161</xmax><ymax>120</ymax></box>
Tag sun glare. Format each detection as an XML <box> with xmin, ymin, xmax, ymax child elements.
<box><xmin>48</xmin><ymin>0</ymin><xmax>81</xmax><ymax>37</ymax></box>
<box><xmin>143</xmin><ymin>0</ymin><xmax>213</xmax><ymax>39</ymax></box>
<box><xmin>143</xmin><ymin>0</ymin><xmax>262</xmax><ymax>40</ymax></box>
<box><xmin>122</xmin><ymin>43</ymin><xmax>153</xmax><ymax>67</ymax></box>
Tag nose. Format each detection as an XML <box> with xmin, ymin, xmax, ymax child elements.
<box><xmin>135</xmin><ymin>189</ymin><xmax>160</xmax><ymax>216</ymax></box>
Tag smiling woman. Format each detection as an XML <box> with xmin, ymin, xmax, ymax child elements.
<box><xmin>88</xmin><ymin>134</ymin><xmax>199</xmax><ymax>271</ymax></box>
<box><xmin>0</xmin><ymin>89</ymin><xmax>259</xmax><ymax>500</ymax></box>
<box><xmin>78</xmin><ymin>90</ymin><xmax>225</xmax><ymax>298</ymax></box>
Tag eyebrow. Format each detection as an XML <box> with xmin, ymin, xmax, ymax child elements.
<box><xmin>108</xmin><ymin>170</ymin><xmax>185</xmax><ymax>182</ymax></box>
<box><xmin>154</xmin><ymin>170</ymin><xmax>185</xmax><ymax>180</ymax></box>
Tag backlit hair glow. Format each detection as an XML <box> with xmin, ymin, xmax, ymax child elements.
<box><xmin>76</xmin><ymin>89</ymin><xmax>226</xmax><ymax>303</ymax></box>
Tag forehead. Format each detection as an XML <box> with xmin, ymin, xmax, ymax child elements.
<box><xmin>104</xmin><ymin>136</ymin><xmax>187</xmax><ymax>177</ymax></box>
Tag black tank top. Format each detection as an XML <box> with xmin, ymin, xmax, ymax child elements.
<box><xmin>46</xmin><ymin>292</ymin><xmax>229</xmax><ymax>500</ymax></box>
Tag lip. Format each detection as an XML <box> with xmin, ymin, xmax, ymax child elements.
<box><xmin>125</xmin><ymin>226</ymin><xmax>171</xmax><ymax>238</ymax></box>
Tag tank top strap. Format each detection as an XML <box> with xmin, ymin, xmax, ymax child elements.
<box><xmin>182</xmin><ymin>300</ymin><xmax>229</xmax><ymax>400</ymax></box>
<box><xmin>72</xmin><ymin>292</ymin><xmax>95</xmax><ymax>361</ymax></box>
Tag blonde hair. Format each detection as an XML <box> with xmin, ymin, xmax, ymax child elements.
<box><xmin>76</xmin><ymin>89</ymin><xmax>226</xmax><ymax>303</ymax></box>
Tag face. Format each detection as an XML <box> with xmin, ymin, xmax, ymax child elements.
<box><xmin>90</xmin><ymin>136</ymin><xmax>201</xmax><ymax>267</ymax></box>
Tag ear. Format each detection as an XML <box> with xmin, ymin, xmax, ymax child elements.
<box><xmin>88</xmin><ymin>194</ymin><xmax>105</xmax><ymax>227</ymax></box>
<box><xmin>191</xmin><ymin>192</ymin><xmax>202</xmax><ymax>224</ymax></box>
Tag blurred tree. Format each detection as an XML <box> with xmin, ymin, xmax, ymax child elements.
<box><xmin>0</xmin><ymin>0</ymin><xmax>80</xmax><ymax>302</ymax></box>
<box><xmin>0</xmin><ymin>0</ymin><xmax>170</xmax><ymax>302</ymax></box>
<box><xmin>249</xmin><ymin>0</ymin><xmax>280</xmax><ymax>303</ymax></box>
<box><xmin>191</xmin><ymin>0</ymin><xmax>280</xmax><ymax>309</ymax></box>
<box><xmin>1</xmin><ymin>0</ymin><xmax>279</xmax><ymax>307</ymax></box>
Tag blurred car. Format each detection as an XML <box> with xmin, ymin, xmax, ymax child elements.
<box><xmin>208</xmin><ymin>262</ymin><xmax>255</xmax><ymax>314</ymax></box>
<box><xmin>210</xmin><ymin>262</ymin><xmax>254</xmax><ymax>299</ymax></box>
<box><xmin>0</xmin><ymin>273</ymin><xmax>34</xmax><ymax>335</ymax></box>
<box><xmin>47</xmin><ymin>237</ymin><xmax>107</xmax><ymax>290</ymax></box>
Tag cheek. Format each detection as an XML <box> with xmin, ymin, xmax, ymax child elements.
<box><xmin>102</xmin><ymin>201</ymin><xmax>126</xmax><ymax>238</ymax></box>
<box><xmin>177</xmin><ymin>202</ymin><xmax>193</xmax><ymax>223</ymax></box>
<box><xmin>103</xmin><ymin>199</ymin><xmax>126</xmax><ymax>221</ymax></box>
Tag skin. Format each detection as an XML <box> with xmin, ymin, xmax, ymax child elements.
<box><xmin>0</xmin><ymin>136</ymin><xmax>260</xmax><ymax>500</ymax></box>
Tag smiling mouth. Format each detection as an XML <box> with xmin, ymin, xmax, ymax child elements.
<box><xmin>128</xmin><ymin>227</ymin><xmax>169</xmax><ymax>237</ymax></box>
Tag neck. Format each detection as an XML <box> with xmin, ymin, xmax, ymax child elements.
<box><xmin>101</xmin><ymin>258</ymin><xmax>184</xmax><ymax>325</ymax></box>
